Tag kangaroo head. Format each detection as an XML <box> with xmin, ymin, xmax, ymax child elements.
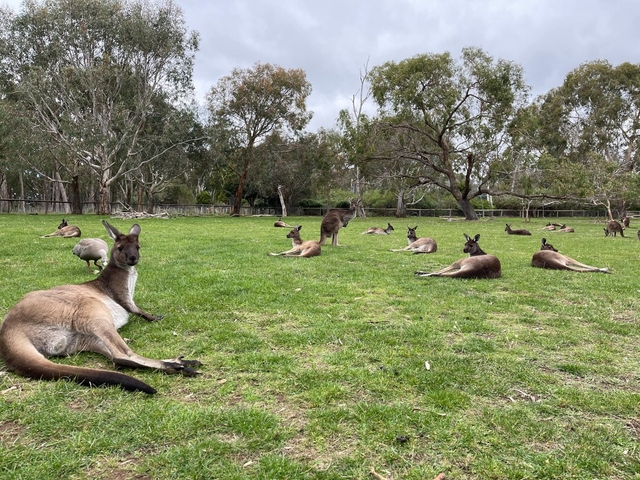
<box><xmin>58</xmin><ymin>219</ymin><xmax>68</xmax><ymax>229</ymax></box>
<box><xmin>103</xmin><ymin>221</ymin><xmax>141</xmax><ymax>268</ymax></box>
<box><xmin>287</xmin><ymin>226</ymin><xmax>302</xmax><ymax>239</ymax></box>
<box><xmin>463</xmin><ymin>233</ymin><xmax>483</xmax><ymax>256</ymax></box>
<box><xmin>540</xmin><ymin>238</ymin><xmax>558</xmax><ymax>252</ymax></box>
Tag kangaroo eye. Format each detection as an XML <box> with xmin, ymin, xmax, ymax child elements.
<box><xmin>118</xmin><ymin>246</ymin><xmax>124</xmax><ymax>251</ymax></box>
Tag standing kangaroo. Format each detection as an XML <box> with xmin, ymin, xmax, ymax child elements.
<box><xmin>390</xmin><ymin>226</ymin><xmax>437</xmax><ymax>253</ymax></box>
<box><xmin>604</xmin><ymin>220</ymin><xmax>625</xmax><ymax>237</ymax></box>
<box><xmin>415</xmin><ymin>233</ymin><xmax>501</xmax><ymax>278</ymax></box>
<box><xmin>319</xmin><ymin>199</ymin><xmax>357</xmax><ymax>246</ymax></box>
<box><xmin>269</xmin><ymin>225</ymin><xmax>321</xmax><ymax>258</ymax></box>
<box><xmin>42</xmin><ymin>219</ymin><xmax>81</xmax><ymax>238</ymax></box>
<box><xmin>505</xmin><ymin>224</ymin><xmax>531</xmax><ymax>236</ymax></box>
<box><xmin>532</xmin><ymin>238</ymin><xmax>609</xmax><ymax>273</ymax></box>
<box><xmin>0</xmin><ymin>221</ymin><xmax>201</xmax><ymax>394</ymax></box>
<box><xmin>361</xmin><ymin>223</ymin><xmax>394</xmax><ymax>235</ymax></box>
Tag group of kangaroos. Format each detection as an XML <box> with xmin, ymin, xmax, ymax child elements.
<box><xmin>0</xmin><ymin>206</ymin><xmax>631</xmax><ymax>394</ymax></box>
<box><xmin>270</xmin><ymin>200</ymin><xmax>632</xmax><ymax>278</ymax></box>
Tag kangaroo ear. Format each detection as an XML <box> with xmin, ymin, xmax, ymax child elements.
<box><xmin>474</xmin><ymin>234</ymin><xmax>481</xmax><ymax>242</ymax></box>
<box><xmin>129</xmin><ymin>224</ymin><xmax>141</xmax><ymax>236</ymax></box>
<box><xmin>296</xmin><ymin>225</ymin><xmax>302</xmax><ymax>231</ymax></box>
<box><xmin>542</xmin><ymin>238</ymin><xmax>547</xmax><ymax>244</ymax></box>
<box><xmin>463</xmin><ymin>233</ymin><xmax>470</xmax><ymax>241</ymax></box>
<box><xmin>102</xmin><ymin>220</ymin><xmax>121</xmax><ymax>240</ymax></box>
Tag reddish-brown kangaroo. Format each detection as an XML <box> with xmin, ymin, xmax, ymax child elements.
<box><xmin>319</xmin><ymin>199</ymin><xmax>357</xmax><ymax>246</ymax></box>
<box><xmin>415</xmin><ymin>233</ymin><xmax>501</xmax><ymax>278</ymax></box>
<box><xmin>531</xmin><ymin>238</ymin><xmax>608</xmax><ymax>273</ymax></box>
<box><xmin>0</xmin><ymin>221</ymin><xmax>201</xmax><ymax>394</ymax></box>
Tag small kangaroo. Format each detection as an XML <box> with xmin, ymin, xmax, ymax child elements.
<box><xmin>505</xmin><ymin>223</ymin><xmax>531</xmax><ymax>236</ymax></box>
<box><xmin>269</xmin><ymin>225</ymin><xmax>321</xmax><ymax>258</ymax></box>
<box><xmin>604</xmin><ymin>220</ymin><xmax>625</xmax><ymax>237</ymax></box>
<box><xmin>532</xmin><ymin>238</ymin><xmax>608</xmax><ymax>273</ymax></box>
<box><xmin>557</xmin><ymin>224</ymin><xmax>574</xmax><ymax>233</ymax></box>
<box><xmin>42</xmin><ymin>219</ymin><xmax>81</xmax><ymax>238</ymax></box>
<box><xmin>541</xmin><ymin>223</ymin><xmax>556</xmax><ymax>231</ymax></box>
<box><xmin>415</xmin><ymin>233</ymin><xmax>501</xmax><ymax>278</ymax></box>
<box><xmin>621</xmin><ymin>216</ymin><xmax>630</xmax><ymax>228</ymax></box>
<box><xmin>390</xmin><ymin>226</ymin><xmax>437</xmax><ymax>254</ymax></box>
<box><xmin>361</xmin><ymin>223</ymin><xmax>394</xmax><ymax>235</ymax></box>
<box><xmin>274</xmin><ymin>217</ymin><xmax>293</xmax><ymax>228</ymax></box>
<box><xmin>0</xmin><ymin>221</ymin><xmax>201</xmax><ymax>394</ymax></box>
<box><xmin>319</xmin><ymin>199</ymin><xmax>357</xmax><ymax>246</ymax></box>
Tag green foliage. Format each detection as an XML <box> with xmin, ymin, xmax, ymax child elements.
<box><xmin>0</xmin><ymin>215</ymin><xmax>639</xmax><ymax>479</ymax></box>
<box><xmin>297</xmin><ymin>198</ymin><xmax>323</xmax><ymax>208</ymax></box>
<box><xmin>195</xmin><ymin>191</ymin><xmax>212</xmax><ymax>205</ymax></box>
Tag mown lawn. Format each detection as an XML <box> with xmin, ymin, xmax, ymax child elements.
<box><xmin>0</xmin><ymin>213</ymin><xmax>638</xmax><ymax>479</ymax></box>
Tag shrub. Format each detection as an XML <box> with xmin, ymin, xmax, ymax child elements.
<box><xmin>196</xmin><ymin>191</ymin><xmax>212</xmax><ymax>205</ymax></box>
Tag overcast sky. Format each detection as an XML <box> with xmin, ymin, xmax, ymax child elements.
<box><xmin>3</xmin><ymin>0</ymin><xmax>639</xmax><ymax>132</ymax></box>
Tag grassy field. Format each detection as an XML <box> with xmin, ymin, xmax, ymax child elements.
<box><xmin>0</xmin><ymin>213</ymin><xmax>638</xmax><ymax>479</ymax></box>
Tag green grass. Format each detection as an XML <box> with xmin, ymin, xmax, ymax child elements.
<box><xmin>0</xmin><ymin>214</ymin><xmax>639</xmax><ymax>479</ymax></box>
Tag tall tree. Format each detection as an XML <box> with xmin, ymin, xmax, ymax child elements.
<box><xmin>538</xmin><ymin>61</ymin><xmax>640</xmax><ymax>218</ymax></box>
<box><xmin>0</xmin><ymin>0</ymin><xmax>198</xmax><ymax>214</ymax></box>
<box><xmin>205</xmin><ymin>62</ymin><xmax>312</xmax><ymax>215</ymax></box>
<box><xmin>368</xmin><ymin>47</ymin><xmax>529</xmax><ymax>220</ymax></box>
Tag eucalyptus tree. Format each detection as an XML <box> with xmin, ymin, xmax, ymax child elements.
<box><xmin>538</xmin><ymin>61</ymin><xmax>640</xmax><ymax>218</ymax></box>
<box><xmin>205</xmin><ymin>62</ymin><xmax>312</xmax><ymax>215</ymax></box>
<box><xmin>0</xmin><ymin>0</ymin><xmax>198</xmax><ymax>214</ymax></box>
<box><xmin>368</xmin><ymin>47</ymin><xmax>529</xmax><ymax>220</ymax></box>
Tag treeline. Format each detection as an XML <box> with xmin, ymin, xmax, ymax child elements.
<box><xmin>0</xmin><ymin>0</ymin><xmax>638</xmax><ymax>220</ymax></box>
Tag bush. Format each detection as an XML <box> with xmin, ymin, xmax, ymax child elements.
<box><xmin>196</xmin><ymin>191</ymin><xmax>212</xmax><ymax>205</ymax></box>
<box><xmin>298</xmin><ymin>199</ymin><xmax>324</xmax><ymax>208</ymax></box>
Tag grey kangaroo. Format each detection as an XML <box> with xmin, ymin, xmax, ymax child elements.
<box><xmin>0</xmin><ymin>221</ymin><xmax>201</xmax><ymax>394</ymax></box>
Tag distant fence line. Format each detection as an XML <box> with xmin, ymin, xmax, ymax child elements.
<box><xmin>0</xmin><ymin>198</ymin><xmax>633</xmax><ymax>219</ymax></box>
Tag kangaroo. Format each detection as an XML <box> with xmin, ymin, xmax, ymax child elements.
<box><xmin>541</xmin><ymin>223</ymin><xmax>556</xmax><ymax>231</ymax></box>
<box><xmin>269</xmin><ymin>225</ymin><xmax>321</xmax><ymax>258</ymax></box>
<box><xmin>0</xmin><ymin>221</ymin><xmax>201</xmax><ymax>394</ymax></box>
<box><xmin>390</xmin><ymin>226</ymin><xmax>437</xmax><ymax>254</ymax></box>
<box><xmin>604</xmin><ymin>220</ymin><xmax>625</xmax><ymax>237</ymax></box>
<box><xmin>361</xmin><ymin>223</ymin><xmax>394</xmax><ymax>235</ymax></box>
<box><xmin>621</xmin><ymin>216</ymin><xmax>630</xmax><ymax>228</ymax></box>
<box><xmin>319</xmin><ymin>199</ymin><xmax>357</xmax><ymax>246</ymax></box>
<box><xmin>532</xmin><ymin>238</ymin><xmax>609</xmax><ymax>273</ymax></box>
<box><xmin>42</xmin><ymin>219</ymin><xmax>81</xmax><ymax>238</ymax></box>
<box><xmin>557</xmin><ymin>224</ymin><xmax>574</xmax><ymax>233</ymax></box>
<box><xmin>505</xmin><ymin>223</ymin><xmax>531</xmax><ymax>236</ymax></box>
<box><xmin>415</xmin><ymin>233</ymin><xmax>501</xmax><ymax>278</ymax></box>
<box><xmin>274</xmin><ymin>217</ymin><xmax>293</xmax><ymax>228</ymax></box>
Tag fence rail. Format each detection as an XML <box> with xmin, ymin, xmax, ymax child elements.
<box><xmin>0</xmin><ymin>198</ymin><xmax>634</xmax><ymax>219</ymax></box>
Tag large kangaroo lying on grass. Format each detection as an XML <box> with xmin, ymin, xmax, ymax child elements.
<box><xmin>42</xmin><ymin>218</ymin><xmax>81</xmax><ymax>238</ymax></box>
<box><xmin>390</xmin><ymin>226</ymin><xmax>437</xmax><ymax>254</ymax></box>
<box><xmin>531</xmin><ymin>238</ymin><xmax>609</xmax><ymax>273</ymax></box>
<box><xmin>415</xmin><ymin>233</ymin><xmax>501</xmax><ymax>278</ymax></box>
<box><xmin>269</xmin><ymin>225</ymin><xmax>321</xmax><ymax>258</ymax></box>
<box><xmin>319</xmin><ymin>199</ymin><xmax>357</xmax><ymax>246</ymax></box>
<box><xmin>0</xmin><ymin>221</ymin><xmax>201</xmax><ymax>394</ymax></box>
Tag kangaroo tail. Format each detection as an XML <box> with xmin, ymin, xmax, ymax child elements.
<box><xmin>2</xmin><ymin>343</ymin><xmax>156</xmax><ymax>394</ymax></box>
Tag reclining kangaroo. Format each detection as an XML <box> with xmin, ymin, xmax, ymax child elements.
<box><xmin>269</xmin><ymin>225</ymin><xmax>321</xmax><ymax>258</ymax></box>
<box><xmin>415</xmin><ymin>233</ymin><xmax>501</xmax><ymax>278</ymax></box>
<box><xmin>0</xmin><ymin>221</ymin><xmax>201</xmax><ymax>394</ymax></box>
<box><xmin>531</xmin><ymin>238</ymin><xmax>609</xmax><ymax>273</ymax></box>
